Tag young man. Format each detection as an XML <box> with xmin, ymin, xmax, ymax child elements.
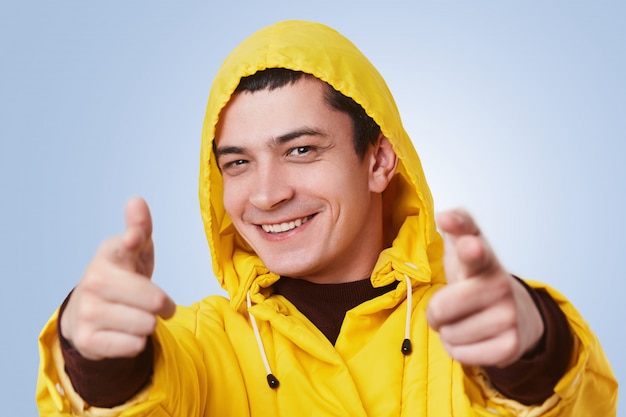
<box><xmin>37</xmin><ymin>20</ymin><xmax>617</xmax><ymax>416</ymax></box>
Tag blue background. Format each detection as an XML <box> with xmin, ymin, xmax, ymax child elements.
<box><xmin>1</xmin><ymin>1</ymin><xmax>623</xmax><ymax>415</ymax></box>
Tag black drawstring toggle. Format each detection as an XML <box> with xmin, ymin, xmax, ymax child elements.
<box><xmin>401</xmin><ymin>338</ymin><xmax>412</xmax><ymax>355</ymax></box>
<box><xmin>267</xmin><ymin>373</ymin><xmax>280</xmax><ymax>389</ymax></box>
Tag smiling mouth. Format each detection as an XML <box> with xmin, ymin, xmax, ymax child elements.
<box><xmin>260</xmin><ymin>215</ymin><xmax>312</xmax><ymax>233</ymax></box>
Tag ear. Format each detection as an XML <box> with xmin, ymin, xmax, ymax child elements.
<box><xmin>368</xmin><ymin>135</ymin><xmax>398</xmax><ymax>193</ymax></box>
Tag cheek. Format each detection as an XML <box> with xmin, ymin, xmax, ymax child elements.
<box><xmin>222</xmin><ymin>180</ymin><xmax>243</xmax><ymax>218</ymax></box>
<box><xmin>332</xmin><ymin>167</ymin><xmax>371</xmax><ymax>201</ymax></box>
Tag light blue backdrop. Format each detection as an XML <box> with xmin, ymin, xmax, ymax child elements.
<box><xmin>1</xmin><ymin>1</ymin><xmax>623</xmax><ymax>415</ymax></box>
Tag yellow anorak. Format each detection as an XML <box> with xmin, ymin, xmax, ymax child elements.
<box><xmin>37</xmin><ymin>20</ymin><xmax>617</xmax><ymax>416</ymax></box>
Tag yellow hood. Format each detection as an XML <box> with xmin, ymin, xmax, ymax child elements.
<box><xmin>199</xmin><ymin>20</ymin><xmax>444</xmax><ymax>309</ymax></box>
<box><xmin>35</xmin><ymin>21</ymin><xmax>617</xmax><ymax>417</ymax></box>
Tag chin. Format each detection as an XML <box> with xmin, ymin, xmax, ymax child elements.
<box><xmin>261</xmin><ymin>259</ymin><xmax>318</xmax><ymax>279</ymax></box>
<box><xmin>254</xmin><ymin>246</ymin><xmax>318</xmax><ymax>275</ymax></box>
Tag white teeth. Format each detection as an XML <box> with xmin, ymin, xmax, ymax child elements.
<box><xmin>261</xmin><ymin>216</ymin><xmax>308</xmax><ymax>233</ymax></box>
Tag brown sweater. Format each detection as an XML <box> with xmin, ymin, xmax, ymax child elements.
<box><xmin>60</xmin><ymin>277</ymin><xmax>573</xmax><ymax>408</ymax></box>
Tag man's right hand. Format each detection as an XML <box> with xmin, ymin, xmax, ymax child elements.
<box><xmin>60</xmin><ymin>197</ymin><xmax>176</xmax><ymax>360</ymax></box>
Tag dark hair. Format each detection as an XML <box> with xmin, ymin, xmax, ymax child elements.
<box><xmin>234</xmin><ymin>68</ymin><xmax>381</xmax><ymax>159</ymax></box>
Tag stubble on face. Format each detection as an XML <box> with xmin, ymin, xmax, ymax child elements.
<box><xmin>215</xmin><ymin>77</ymin><xmax>384</xmax><ymax>283</ymax></box>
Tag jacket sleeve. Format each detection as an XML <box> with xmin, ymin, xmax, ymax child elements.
<box><xmin>36</xmin><ymin>306</ymin><xmax>209</xmax><ymax>417</ymax></box>
<box><xmin>463</xmin><ymin>281</ymin><xmax>618</xmax><ymax>417</ymax></box>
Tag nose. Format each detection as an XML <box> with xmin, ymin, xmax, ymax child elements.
<box><xmin>248</xmin><ymin>161</ymin><xmax>294</xmax><ymax>210</ymax></box>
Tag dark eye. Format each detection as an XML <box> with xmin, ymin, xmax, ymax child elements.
<box><xmin>220</xmin><ymin>159</ymin><xmax>248</xmax><ymax>173</ymax></box>
<box><xmin>288</xmin><ymin>146</ymin><xmax>311</xmax><ymax>156</ymax></box>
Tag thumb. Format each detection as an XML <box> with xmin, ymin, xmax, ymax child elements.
<box><xmin>124</xmin><ymin>197</ymin><xmax>153</xmax><ymax>242</ymax></box>
<box><xmin>112</xmin><ymin>197</ymin><xmax>155</xmax><ymax>277</ymax></box>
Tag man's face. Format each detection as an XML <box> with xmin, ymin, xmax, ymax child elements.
<box><xmin>215</xmin><ymin>77</ymin><xmax>384</xmax><ymax>283</ymax></box>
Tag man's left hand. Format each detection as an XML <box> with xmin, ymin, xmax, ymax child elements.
<box><xmin>426</xmin><ymin>209</ymin><xmax>544</xmax><ymax>367</ymax></box>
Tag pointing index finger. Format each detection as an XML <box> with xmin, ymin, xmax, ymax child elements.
<box><xmin>436</xmin><ymin>209</ymin><xmax>480</xmax><ymax>238</ymax></box>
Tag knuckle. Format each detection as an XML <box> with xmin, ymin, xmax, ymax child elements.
<box><xmin>437</xmin><ymin>325</ymin><xmax>447</xmax><ymax>341</ymax></box>
<box><xmin>75</xmin><ymin>297</ymin><xmax>109</xmax><ymax>327</ymax></box>
<box><xmin>81</xmin><ymin>267</ymin><xmax>109</xmax><ymax>293</ymax></box>
<box><xmin>426</xmin><ymin>303</ymin><xmax>443</xmax><ymax>328</ymax></box>
<box><xmin>124</xmin><ymin>336</ymin><xmax>148</xmax><ymax>357</ymax></box>
<box><xmin>67</xmin><ymin>302</ymin><xmax>95</xmax><ymax>335</ymax></box>
<box><xmin>148</xmin><ymin>289</ymin><xmax>169</xmax><ymax>312</ymax></box>
<box><xmin>72</xmin><ymin>330</ymin><xmax>96</xmax><ymax>356</ymax></box>
<box><xmin>78</xmin><ymin>298</ymin><xmax>100</xmax><ymax>320</ymax></box>
<box><xmin>493</xmin><ymin>303</ymin><xmax>516</xmax><ymax>330</ymax></box>
<box><xmin>94</xmin><ymin>333</ymin><xmax>147</xmax><ymax>359</ymax></box>
<box><xmin>139</xmin><ymin>314</ymin><xmax>158</xmax><ymax>335</ymax></box>
<box><xmin>446</xmin><ymin>344</ymin><xmax>464</xmax><ymax>363</ymax></box>
<box><xmin>438</xmin><ymin>325</ymin><xmax>453</xmax><ymax>343</ymax></box>
<box><xmin>500</xmin><ymin>332</ymin><xmax>522</xmax><ymax>360</ymax></box>
<box><xmin>441</xmin><ymin>339</ymin><xmax>455</xmax><ymax>356</ymax></box>
<box><xmin>492</xmin><ymin>276</ymin><xmax>513</xmax><ymax>300</ymax></box>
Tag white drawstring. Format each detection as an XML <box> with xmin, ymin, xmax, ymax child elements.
<box><xmin>247</xmin><ymin>274</ymin><xmax>411</xmax><ymax>387</ymax></box>
<box><xmin>401</xmin><ymin>274</ymin><xmax>413</xmax><ymax>355</ymax></box>
<box><xmin>247</xmin><ymin>291</ymin><xmax>280</xmax><ymax>388</ymax></box>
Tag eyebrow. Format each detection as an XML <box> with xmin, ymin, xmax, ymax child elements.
<box><xmin>214</xmin><ymin>128</ymin><xmax>325</xmax><ymax>159</ymax></box>
<box><xmin>271</xmin><ymin>128</ymin><xmax>325</xmax><ymax>146</ymax></box>
<box><xmin>214</xmin><ymin>145</ymin><xmax>246</xmax><ymax>160</ymax></box>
